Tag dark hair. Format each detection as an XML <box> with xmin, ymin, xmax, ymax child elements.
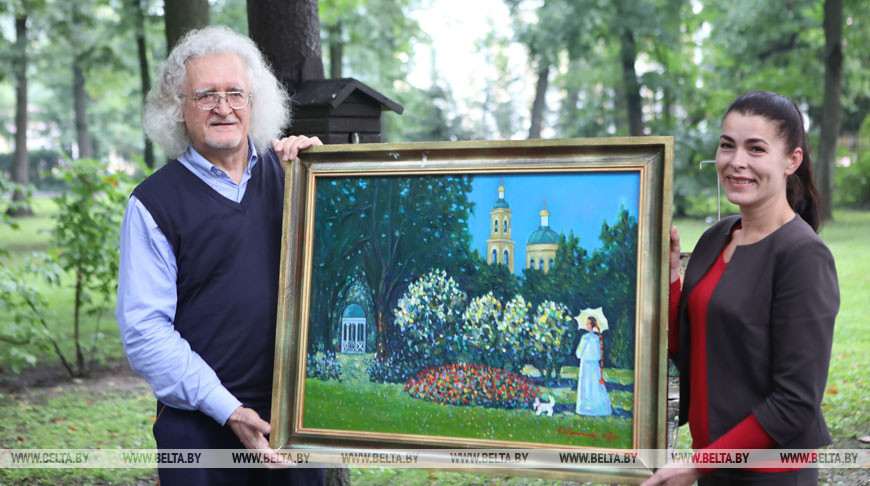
<box><xmin>723</xmin><ymin>91</ymin><xmax>822</xmax><ymax>232</ymax></box>
<box><xmin>587</xmin><ymin>316</ymin><xmax>598</xmax><ymax>331</ymax></box>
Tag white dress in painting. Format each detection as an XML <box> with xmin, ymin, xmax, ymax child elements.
<box><xmin>575</xmin><ymin>331</ymin><xmax>612</xmax><ymax>416</ymax></box>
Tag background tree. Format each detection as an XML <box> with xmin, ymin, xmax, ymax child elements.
<box><xmin>248</xmin><ymin>0</ymin><xmax>323</xmax><ymax>95</ymax></box>
<box><xmin>613</xmin><ymin>0</ymin><xmax>645</xmax><ymax>136</ymax></box>
<box><xmin>816</xmin><ymin>0</ymin><xmax>843</xmax><ymax>221</ymax></box>
<box><xmin>9</xmin><ymin>3</ymin><xmax>32</xmax><ymax>215</ymax></box>
<box><xmin>506</xmin><ymin>0</ymin><xmax>577</xmax><ymax>139</ymax></box>
<box><xmin>164</xmin><ymin>0</ymin><xmax>209</xmax><ymax>52</ymax></box>
<box><xmin>128</xmin><ymin>0</ymin><xmax>154</xmax><ymax>168</ymax></box>
<box><xmin>70</xmin><ymin>0</ymin><xmax>94</xmax><ymax>159</ymax></box>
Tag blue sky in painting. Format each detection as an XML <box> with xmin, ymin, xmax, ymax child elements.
<box><xmin>467</xmin><ymin>173</ymin><xmax>640</xmax><ymax>274</ymax></box>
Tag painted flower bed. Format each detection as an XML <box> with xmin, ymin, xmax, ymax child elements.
<box><xmin>404</xmin><ymin>363</ymin><xmax>539</xmax><ymax>409</ymax></box>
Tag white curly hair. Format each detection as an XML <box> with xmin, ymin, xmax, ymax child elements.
<box><xmin>143</xmin><ymin>25</ymin><xmax>291</xmax><ymax>158</ymax></box>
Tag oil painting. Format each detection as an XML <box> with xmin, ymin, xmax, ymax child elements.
<box><xmin>271</xmin><ymin>138</ymin><xmax>672</xmax><ymax>481</ymax></box>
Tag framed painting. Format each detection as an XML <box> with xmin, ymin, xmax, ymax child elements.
<box><xmin>270</xmin><ymin>137</ymin><xmax>674</xmax><ymax>483</ymax></box>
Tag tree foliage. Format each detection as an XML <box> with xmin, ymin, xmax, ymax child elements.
<box><xmin>49</xmin><ymin>157</ymin><xmax>133</xmax><ymax>376</ymax></box>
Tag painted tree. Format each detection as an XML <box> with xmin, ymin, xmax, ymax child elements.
<box><xmin>451</xmin><ymin>247</ymin><xmax>521</xmax><ymax>304</ymax></box>
<box><xmin>588</xmin><ymin>206</ymin><xmax>637</xmax><ymax>368</ymax></box>
<box><xmin>309</xmin><ymin>178</ymin><xmax>368</xmax><ymax>351</ymax></box>
<box><xmin>354</xmin><ymin>175</ymin><xmax>474</xmax><ymax>360</ymax></box>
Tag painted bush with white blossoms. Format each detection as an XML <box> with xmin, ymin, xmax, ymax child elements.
<box><xmin>498</xmin><ymin>294</ymin><xmax>535</xmax><ymax>372</ymax></box>
<box><xmin>528</xmin><ymin>300</ymin><xmax>575</xmax><ymax>381</ymax></box>
<box><xmin>461</xmin><ymin>292</ymin><xmax>503</xmax><ymax>368</ymax></box>
<box><xmin>393</xmin><ymin>269</ymin><xmax>467</xmax><ymax>372</ymax></box>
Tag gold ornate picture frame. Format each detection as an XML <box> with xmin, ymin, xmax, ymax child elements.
<box><xmin>270</xmin><ymin>137</ymin><xmax>674</xmax><ymax>483</ymax></box>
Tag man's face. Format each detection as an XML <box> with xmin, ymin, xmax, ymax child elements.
<box><xmin>182</xmin><ymin>52</ymin><xmax>251</xmax><ymax>160</ymax></box>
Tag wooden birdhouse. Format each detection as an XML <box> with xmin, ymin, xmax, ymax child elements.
<box><xmin>287</xmin><ymin>78</ymin><xmax>404</xmax><ymax>144</ymax></box>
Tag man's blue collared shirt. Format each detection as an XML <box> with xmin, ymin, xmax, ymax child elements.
<box><xmin>116</xmin><ymin>142</ymin><xmax>259</xmax><ymax>425</ymax></box>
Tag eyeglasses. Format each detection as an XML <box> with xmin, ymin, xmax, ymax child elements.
<box><xmin>187</xmin><ymin>91</ymin><xmax>251</xmax><ymax>110</ymax></box>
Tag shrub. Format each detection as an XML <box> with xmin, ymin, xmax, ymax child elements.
<box><xmin>404</xmin><ymin>363</ymin><xmax>539</xmax><ymax>409</ymax></box>
<box><xmin>392</xmin><ymin>269</ymin><xmax>467</xmax><ymax>370</ymax></box>
<box><xmin>50</xmin><ymin>158</ymin><xmax>133</xmax><ymax>376</ymax></box>
<box><xmin>365</xmin><ymin>354</ymin><xmax>419</xmax><ymax>384</ymax></box>
<box><xmin>528</xmin><ymin>300</ymin><xmax>575</xmax><ymax>381</ymax></box>
<box><xmin>306</xmin><ymin>351</ymin><xmax>343</xmax><ymax>382</ymax></box>
<box><xmin>461</xmin><ymin>292</ymin><xmax>528</xmax><ymax>372</ymax></box>
<box><xmin>461</xmin><ymin>292</ymin><xmax>502</xmax><ymax>365</ymax></box>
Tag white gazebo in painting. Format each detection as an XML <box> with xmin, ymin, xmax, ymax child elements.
<box><xmin>340</xmin><ymin>304</ymin><xmax>366</xmax><ymax>354</ymax></box>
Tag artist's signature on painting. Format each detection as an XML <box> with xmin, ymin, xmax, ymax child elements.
<box><xmin>557</xmin><ymin>426</ymin><xmax>618</xmax><ymax>443</ymax></box>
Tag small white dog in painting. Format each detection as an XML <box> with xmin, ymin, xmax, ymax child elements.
<box><xmin>533</xmin><ymin>395</ymin><xmax>555</xmax><ymax>416</ymax></box>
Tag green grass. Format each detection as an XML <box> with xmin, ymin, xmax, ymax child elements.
<box><xmin>0</xmin><ymin>380</ymin><xmax>156</xmax><ymax>485</ymax></box>
<box><xmin>816</xmin><ymin>211</ymin><xmax>870</xmax><ymax>442</ymax></box>
<box><xmin>0</xmin><ymin>197</ymin><xmax>58</xmax><ymax>258</ymax></box>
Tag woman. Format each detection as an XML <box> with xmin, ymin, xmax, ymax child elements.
<box><xmin>644</xmin><ymin>91</ymin><xmax>839</xmax><ymax>486</ymax></box>
<box><xmin>575</xmin><ymin>316</ymin><xmax>612</xmax><ymax>416</ymax></box>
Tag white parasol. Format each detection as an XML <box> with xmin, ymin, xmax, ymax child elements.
<box><xmin>575</xmin><ymin>307</ymin><xmax>608</xmax><ymax>332</ymax></box>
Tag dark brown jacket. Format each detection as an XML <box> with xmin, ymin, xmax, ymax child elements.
<box><xmin>674</xmin><ymin>215</ymin><xmax>839</xmax><ymax>448</ymax></box>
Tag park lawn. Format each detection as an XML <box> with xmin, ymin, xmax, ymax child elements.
<box><xmin>0</xmin><ymin>378</ymin><xmax>156</xmax><ymax>485</ymax></box>
<box><xmin>816</xmin><ymin>211</ymin><xmax>870</xmax><ymax>441</ymax></box>
<box><xmin>0</xmin><ymin>197</ymin><xmax>57</xmax><ymax>256</ymax></box>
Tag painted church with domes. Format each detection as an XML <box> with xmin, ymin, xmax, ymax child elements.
<box><xmin>486</xmin><ymin>184</ymin><xmax>559</xmax><ymax>274</ymax></box>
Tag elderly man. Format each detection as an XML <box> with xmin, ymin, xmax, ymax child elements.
<box><xmin>116</xmin><ymin>26</ymin><xmax>323</xmax><ymax>485</ymax></box>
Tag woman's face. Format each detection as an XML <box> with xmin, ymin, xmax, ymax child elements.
<box><xmin>715</xmin><ymin>112</ymin><xmax>802</xmax><ymax>212</ymax></box>
<box><xmin>586</xmin><ymin>319</ymin><xmax>594</xmax><ymax>331</ymax></box>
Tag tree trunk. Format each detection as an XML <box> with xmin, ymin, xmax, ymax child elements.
<box><xmin>619</xmin><ymin>27</ymin><xmax>643</xmax><ymax>136</ymax></box>
<box><xmin>327</xmin><ymin>21</ymin><xmax>343</xmax><ymax>79</ymax></box>
<box><xmin>247</xmin><ymin>0</ymin><xmax>324</xmax><ymax>94</ymax></box>
<box><xmin>132</xmin><ymin>0</ymin><xmax>154</xmax><ymax>168</ymax></box>
<box><xmin>528</xmin><ymin>61</ymin><xmax>550</xmax><ymax>139</ymax></box>
<box><xmin>816</xmin><ymin>0</ymin><xmax>843</xmax><ymax>222</ymax></box>
<box><xmin>561</xmin><ymin>57</ymin><xmax>582</xmax><ymax>137</ymax></box>
<box><xmin>164</xmin><ymin>0</ymin><xmax>210</xmax><ymax>53</ymax></box>
<box><xmin>71</xmin><ymin>1</ymin><xmax>93</xmax><ymax>160</ymax></box>
<box><xmin>73</xmin><ymin>61</ymin><xmax>93</xmax><ymax>159</ymax></box>
<box><xmin>74</xmin><ymin>273</ymin><xmax>86</xmax><ymax>376</ymax></box>
<box><xmin>10</xmin><ymin>14</ymin><xmax>32</xmax><ymax>216</ymax></box>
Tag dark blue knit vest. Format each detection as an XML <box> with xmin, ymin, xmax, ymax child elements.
<box><xmin>131</xmin><ymin>150</ymin><xmax>284</xmax><ymax>408</ymax></box>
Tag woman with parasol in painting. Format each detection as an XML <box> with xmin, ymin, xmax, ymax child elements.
<box><xmin>574</xmin><ymin>308</ymin><xmax>612</xmax><ymax>416</ymax></box>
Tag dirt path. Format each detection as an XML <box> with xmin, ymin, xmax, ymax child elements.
<box><xmin>0</xmin><ymin>358</ymin><xmax>151</xmax><ymax>403</ymax></box>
